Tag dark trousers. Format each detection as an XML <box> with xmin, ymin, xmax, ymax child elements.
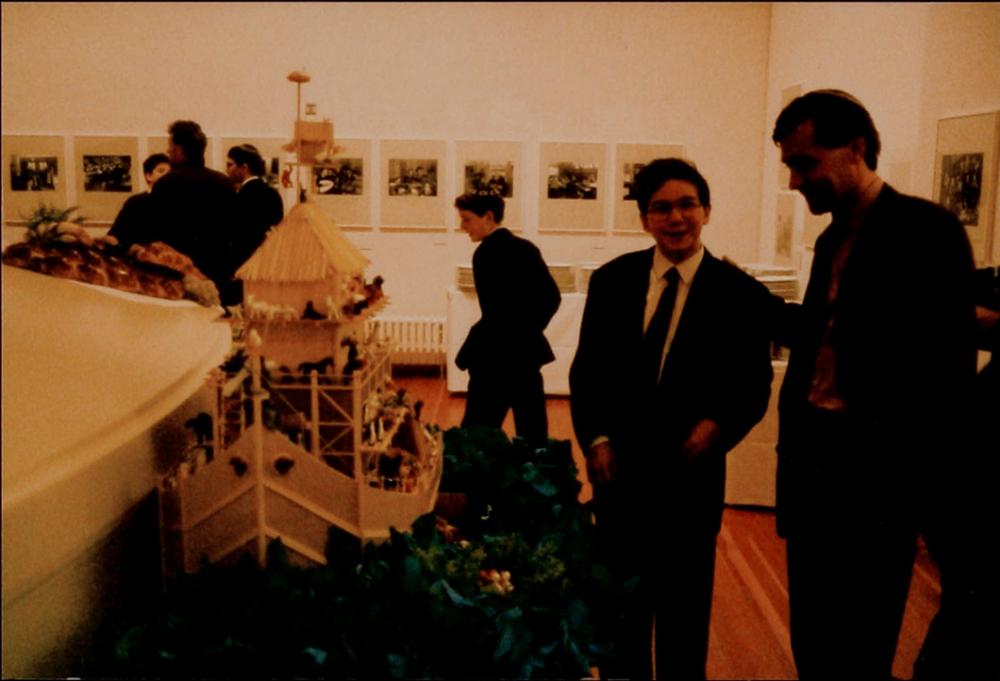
<box><xmin>594</xmin><ymin>483</ymin><xmax>717</xmax><ymax>680</ymax></box>
<box><xmin>781</xmin><ymin>406</ymin><xmax>919</xmax><ymax>681</ymax></box>
<box><xmin>913</xmin><ymin>370</ymin><xmax>998</xmax><ymax>681</ymax></box>
<box><xmin>461</xmin><ymin>365</ymin><xmax>548</xmax><ymax>445</ymax></box>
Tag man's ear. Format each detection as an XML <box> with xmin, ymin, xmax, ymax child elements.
<box><xmin>485</xmin><ymin>210</ymin><xmax>496</xmax><ymax>225</ymax></box>
<box><xmin>849</xmin><ymin>136</ymin><xmax>867</xmax><ymax>162</ymax></box>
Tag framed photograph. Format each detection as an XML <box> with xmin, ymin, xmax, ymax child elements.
<box><xmin>539</xmin><ymin>142</ymin><xmax>606</xmax><ymax>232</ymax></box>
<box><xmin>74</xmin><ymin>136</ymin><xmax>140</xmax><ymax>223</ymax></box>
<box><xmin>380</xmin><ymin>139</ymin><xmax>446</xmax><ymax>229</ymax></box>
<box><xmin>143</xmin><ymin>135</ymin><xmax>169</xmax><ymax>155</ymax></box>
<box><xmin>933</xmin><ymin>111</ymin><xmax>1000</xmax><ymax>265</ymax></box>
<box><xmin>456</xmin><ymin>140</ymin><xmax>524</xmax><ymax>231</ymax></box>
<box><xmin>777</xmin><ymin>84</ymin><xmax>803</xmax><ymax>189</ymax></box>
<box><xmin>311</xmin><ymin>138</ymin><xmax>372</xmax><ymax>229</ymax></box>
<box><xmin>613</xmin><ymin>143</ymin><xmax>686</xmax><ymax>232</ymax></box>
<box><xmin>219</xmin><ymin>137</ymin><xmax>286</xmax><ymax>191</ymax></box>
<box><xmin>2</xmin><ymin>135</ymin><xmax>68</xmax><ymax>223</ymax></box>
<box><xmin>775</xmin><ymin>191</ymin><xmax>798</xmax><ymax>268</ymax></box>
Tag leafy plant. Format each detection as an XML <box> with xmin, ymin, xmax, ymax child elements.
<box><xmin>90</xmin><ymin>428</ymin><xmax>633</xmax><ymax>678</ymax></box>
<box><xmin>22</xmin><ymin>203</ymin><xmax>87</xmax><ymax>244</ymax></box>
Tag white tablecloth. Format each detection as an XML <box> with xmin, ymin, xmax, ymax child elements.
<box><xmin>446</xmin><ymin>288</ymin><xmax>586</xmax><ymax>395</ymax></box>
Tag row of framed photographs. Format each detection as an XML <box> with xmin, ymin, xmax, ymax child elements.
<box><xmin>2</xmin><ymin>135</ymin><xmax>685</xmax><ymax>232</ymax></box>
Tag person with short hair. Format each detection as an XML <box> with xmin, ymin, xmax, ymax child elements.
<box><xmin>770</xmin><ymin>89</ymin><xmax>980</xmax><ymax>680</ymax></box>
<box><xmin>224</xmin><ymin>144</ymin><xmax>284</xmax><ymax>302</ymax></box>
<box><xmin>149</xmin><ymin>120</ymin><xmax>238</xmax><ymax>296</ymax></box>
<box><xmin>107</xmin><ymin>152</ymin><xmax>171</xmax><ymax>248</ymax></box>
<box><xmin>569</xmin><ymin>158</ymin><xmax>774</xmax><ymax>679</ymax></box>
<box><xmin>454</xmin><ymin>192</ymin><xmax>561</xmax><ymax>445</ymax></box>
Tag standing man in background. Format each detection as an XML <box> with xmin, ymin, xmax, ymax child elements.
<box><xmin>224</xmin><ymin>143</ymin><xmax>284</xmax><ymax>303</ymax></box>
<box><xmin>150</xmin><ymin>119</ymin><xmax>237</xmax><ymax>298</ymax></box>
<box><xmin>770</xmin><ymin>89</ymin><xmax>979</xmax><ymax>680</ymax></box>
<box><xmin>569</xmin><ymin>158</ymin><xmax>773</xmax><ymax>679</ymax></box>
<box><xmin>454</xmin><ymin>192</ymin><xmax>561</xmax><ymax>445</ymax></box>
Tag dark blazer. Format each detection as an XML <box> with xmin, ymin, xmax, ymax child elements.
<box><xmin>775</xmin><ymin>184</ymin><xmax>978</xmax><ymax>532</ymax></box>
<box><xmin>230</xmin><ymin>177</ymin><xmax>284</xmax><ymax>274</ymax></box>
<box><xmin>455</xmin><ymin>227</ymin><xmax>561</xmax><ymax>373</ymax></box>
<box><xmin>570</xmin><ymin>247</ymin><xmax>773</xmax><ymax>533</ymax></box>
<box><xmin>107</xmin><ymin>191</ymin><xmax>155</xmax><ymax>248</ymax></box>
<box><xmin>148</xmin><ymin>163</ymin><xmax>238</xmax><ymax>286</ymax></box>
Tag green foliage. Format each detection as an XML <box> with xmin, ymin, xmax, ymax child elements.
<box><xmin>22</xmin><ymin>203</ymin><xmax>87</xmax><ymax>244</ymax></box>
<box><xmin>95</xmin><ymin>427</ymin><xmax>628</xmax><ymax>678</ymax></box>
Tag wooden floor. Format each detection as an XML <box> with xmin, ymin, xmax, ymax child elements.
<box><xmin>394</xmin><ymin>372</ymin><xmax>942</xmax><ymax>681</ymax></box>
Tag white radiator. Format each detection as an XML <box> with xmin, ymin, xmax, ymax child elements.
<box><xmin>367</xmin><ymin>315</ymin><xmax>446</xmax><ymax>367</ymax></box>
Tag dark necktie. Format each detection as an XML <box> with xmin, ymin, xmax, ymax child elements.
<box><xmin>642</xmin><ymin>267</ymin><xmax>680</xmax><ymax>390</ymax></box>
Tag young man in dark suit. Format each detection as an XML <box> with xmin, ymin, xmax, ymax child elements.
<box><xmin>771</xmin><ymin>90</ymin><xmax>981</xmax><ymax>681</ymax></box>
<box><xmin>454</xmin><ymin>192</ymin><xmax>561</xmax><ymax>445</ymax></box>
<box><xmin>569</xmin><ymin>158</ymin><xmax>774</xmax><ymax>679</ymax></box>
<box><xmin>107</xmin><ymin>152</ymin><xmax>171</xmax><ymax>248</ymax></box>
<box><xmin>224</xmin><ymin>143</ymin><xmax>284</xmax><ymax>303</ymax></box>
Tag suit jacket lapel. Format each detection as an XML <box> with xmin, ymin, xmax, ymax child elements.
<box><xmin>629</xmin><ymin>248</ymin><xmax>656</xmax><ymax>346</ymax></box>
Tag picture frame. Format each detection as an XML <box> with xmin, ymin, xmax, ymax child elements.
<box><xmin>309</xmin><ymin>138</ymin><xmax>372</xmax><ymax>229</ymax></box>
<box><xmin>73</xmin><ymin>136</ymin><xmax>140</xmax><ymax>223</ymax></box>
<box><xmin>2</xmin><ymin>134</ymin><xmax>68</xmax><ymax>223</ymax></box>
<box><xmin>932</xmin><ymin>111</ymin><xmax>1000</xmax><ymax>265</ymax></box>
<box><xmin>774</xmin><ymin>191</ymin><xmax>798</xmax><ymax>268</ymax></box>
<box><xmin>539</xmin><ymin>142</ymin><xmax>606</xmax><ymax>232</ymax></box>
<box><xmin>379</xmin><ymin>139</ymin><xmax>446</xmax><ymax>230</ymax></box>
<box><xmin>613</xmin><ymin>143</ymin><xmax>686</xmax><ymax>232</ymax></box>
<box><xmin>455</xmin><ymin>140</ymin><xmax>524</xmax><ymax>232</ymax></box>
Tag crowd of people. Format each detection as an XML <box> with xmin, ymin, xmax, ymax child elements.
<box><xmin>108</xmin><ymin>121</ymin><xmax>284</xmax><ymax>306</ymax></box>
<box><xmin>457</xmin><ymin>90</ymin><xmax>996</xmax><ymax>681</ymax></box>
<box><xmin>116</xmin><ymin>90</ymin><xmax>996</xmax><ymax>680</ymax></box>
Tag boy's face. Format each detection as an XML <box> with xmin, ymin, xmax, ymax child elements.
<box><xmin>458</xmin><ymin>209</ymin><xmax>496</xmax><ymax>243</ymax></box>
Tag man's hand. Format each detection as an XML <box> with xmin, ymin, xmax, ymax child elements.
<box><xmin>586</xmin><ymin>440</ymin><xmax>617</xmax><ymax>487</ymax></box>
<box><xmin>680</xmin><ymin>419</ymin><xmax>721</xmax><ymax>463</ymax></box>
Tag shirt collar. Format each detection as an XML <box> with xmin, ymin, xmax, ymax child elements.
<box><xmin>652</xmin><ymin>245</ymin><xmax>704</xmax><ymax>285</ymax></box>
<box><xmin>241</xmin><ymin>176</ymin><xmax>261</xmax><ymax>188</ymax></box>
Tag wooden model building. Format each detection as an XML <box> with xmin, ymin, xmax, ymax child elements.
<box><xmin>157</xmin><ymin>201</ymin><xmax>442</xmax><ymax>575</ymax></box>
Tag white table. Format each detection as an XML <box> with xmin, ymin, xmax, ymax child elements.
<box><xmin>2</xmin><ymin>266</ymin><xmax>231</xmax><ymax>677</ymax></box>
<box><xmin>446</xmin><ymin>288</ymin><xmax>586</xmax><ymax>395</ymax></box>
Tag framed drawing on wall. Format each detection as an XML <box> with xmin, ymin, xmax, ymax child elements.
<box><xmin>613</xmin><ymin>143</ymin><xmax>686</xmax><ymax>232</ymax></box>
<box><xmin>380</xmin><ymin>139</ymin><xmax>446</xmax><ymax>229</ymax></box>
<box><xmin>455</xmin><ymin>140</ymin><xmax>523</xmax><ymax>231</ymax></box>
<box><xmin>310</xmin><ymin>138</ymin><xmax>372</xmax><ymax>229</ymax></box>
<box><xmin>932</xmin><ymin>111</ymin><xmax>1000</xmax><ymax>265</ymax></box>
<box><xmin>74</xmin><ymin>136</ymin><xmax>140</xmax><ymax>223</ymax></box>
<box><xmin>2</xmin><ymin>135</ymin><xmax>68</xmax><ymax>223</ymax></box>
<box><xmin>539</xmin><ymin>142</ymin><xmax>606</xmax><ymax>232</ymax></box>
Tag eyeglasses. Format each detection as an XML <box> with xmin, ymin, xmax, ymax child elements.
<box><xmin>646</xmin><ymin>199</ymin><xmax>702</xmax><ymax>217</ymax></box>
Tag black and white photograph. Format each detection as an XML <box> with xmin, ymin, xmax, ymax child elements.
<box><xmin>9</xmin><ymin>156</ymin><xmax>58</xmax><ymax>191</ymax></box>
<box><xmin>939</xmin><ymin>152</ymin><xmax>983</xmax><ymax>226</ymax></box>
<box><xmin>464</xmin><ymin>160</ymin><xmax>513</xmax><ymax>197</ymax></box>
<box><xmin>388</xmin><ymin>159</ymin><xmax>437</xmax><ymax>196</ymax></box>
<box><xmin>314</xmin><ymin>158</ymin><xmax>363</xmax><ymax>195</ymax></box>
<box><xmin>547</xmin><ymin>162</ymin><xmax>598</xmax><ymax>199</ymax></box>
<box><xmin>82</xmin><ymin>154</ymin><xmax>132</xmax><ymax>192</ymax></box>
<box><xmin>622</xmin><ymin>162</ymin><xmax>646</xmax><ymax>200</ymax></box>
<box><xmin>264</xmin><ymin>155</ymin><xmax>283</xmax><ymax>189</ymax></box>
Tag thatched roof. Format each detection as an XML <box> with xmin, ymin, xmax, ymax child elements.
<box><xmin>237</xmin><ymin>201</ymin><xmax>369</xmax><ymax>282</ymax></box>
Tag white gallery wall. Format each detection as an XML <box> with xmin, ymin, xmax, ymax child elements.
<box><xmin>3</xmin><ymin>2</ymin><xmax>999</xmax><ymax>318</ymax></box>
<box><xmin>759</xmin><ymin>3</ymin><xmax>1000</xmax><ymax>272</ymax></box>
